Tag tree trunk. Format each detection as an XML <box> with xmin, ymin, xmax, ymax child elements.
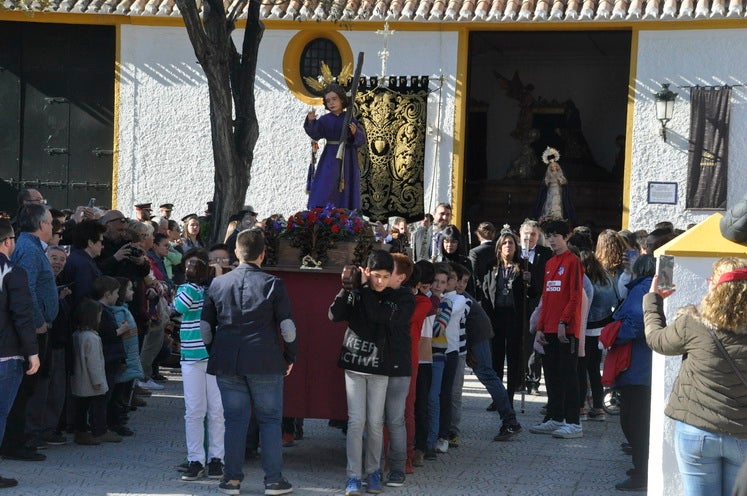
<box><xmin>175</xmin><ymin>0</ymin><xmax>262</xmax><ymax>244</ymax></box>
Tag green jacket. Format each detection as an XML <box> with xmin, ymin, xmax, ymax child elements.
<box><xmin>644</xmin><ymin>293</ymin><xmax>747</xmax><ymax>438</ymax></box>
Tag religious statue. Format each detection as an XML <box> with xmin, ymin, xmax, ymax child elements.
<box><xmin>304</xmin><ymin>84</ymin><xmax>366</xmax><ymax>210</ymax></box>
<box><xmin>533</xmin><ymin>147</ymin><xmax>576</xmax><ymax>224</ymax></box>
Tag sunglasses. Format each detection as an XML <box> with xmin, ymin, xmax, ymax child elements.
<box><xmin>106</xmin><ymin>217</ymin><xmax>128</xmax><ymax>224</ymax></box>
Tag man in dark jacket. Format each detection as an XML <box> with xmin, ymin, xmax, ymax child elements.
<box><xmin>520</xmin><ymin>219</ymin><xmax>554</xmax><ymax>395</ymax></box>
<box><xmin>201</xmin><ymin>228</ymin><xmax>296</xmax><ymax>496</ymax></box>
<box><xmin>3</xmin><ymin>205</ymin><xmax>56</xmax><ymax>462</ymax></box>
<box><xmin>468</xmin><ymin>221</ymin><xmax>496</xmax><ymax>302</ymax></box>
<box><xmin>0</xmin><ymin>219</ymin><xmax>40</xmax><ymax>487</ymax></box>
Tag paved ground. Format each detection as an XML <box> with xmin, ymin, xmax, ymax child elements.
<box><xmin>0</xmin><ymin>368</ymin><xmax>637</xmax><ymax>496</ymax></box>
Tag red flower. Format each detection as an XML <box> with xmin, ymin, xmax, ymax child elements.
<box><xmin>331</xmin><ymin>224</ymin><xmax>340</xmax><ymax>234</ymax></box>
<box><xmin>308</xmin><ymin>213</ymin><xmax>318</xmax><ymax>223</ymax></box>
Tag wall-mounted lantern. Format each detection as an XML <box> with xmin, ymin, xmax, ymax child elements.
<box><xmin>654</xmin><ymin>83</ymin><xmax>678</xmax><ymax>142</ymax></box>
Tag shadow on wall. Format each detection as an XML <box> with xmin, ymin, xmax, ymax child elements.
<box><xmin>117</xmin><ymin>61</ymin><xmax>207</xmax><ymax>86</ymax></box>
<box><xmin>117</xmin><ymin>61</ymin><xmax>292</xmax><ymax>93</ymax></box>
<box><xmin>634</xmin><ymin>78</ymin><xmax>747</xmax><ymax>105</ymax></box>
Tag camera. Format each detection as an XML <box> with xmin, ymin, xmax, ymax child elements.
<box><xmin>185</xmin><ymin>258</ymin><xmax>210</xmax><ymax>283</ymax></box>
<box><xmin>341</xmin><ymin>265</ymin><xmax>362</xmax><ymax>291</ymax></box>
<box><xmin>128</xmin><ymin>246</ymin><xmax>144</xmax><ymax>258</ymax></box>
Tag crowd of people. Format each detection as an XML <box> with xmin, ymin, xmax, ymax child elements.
<box><xmin>1</xmin><ymin>187</ymin><xmax>746</xmax><ymax>496</ymax></box>
<box><xmin>0</xmin><ymin>190</ymin><xmax>270</xmax><ymax>492</ymax></box>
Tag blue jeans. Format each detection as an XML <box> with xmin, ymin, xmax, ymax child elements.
<box><xmin>675</xmin><ymin>420</ymin><xmax>747</xmax><ymax>496</ymax></box>
<box><xmin>217</xmin><ymin>374</ymin><xmax>285</xmax><ymax>484</ymax></box>
<box><xmin>0</xmin><ymin>359</ymin><xmax>24</xmax><ymax>440</ymax></box>
<box><xmin>470</xmin><ymin>340</ymin><xmax>516</xmax><ymax>425</ymax></box>
<box><xmin>427</xmin><ymin>356</ymin><xmax>445</xmax><ymax>447</ymax></box>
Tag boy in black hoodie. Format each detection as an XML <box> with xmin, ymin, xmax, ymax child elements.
<box><xmin>329</xmin><ymin>250</ymin><xmax>414</xmax><ymax>496</ymax></box>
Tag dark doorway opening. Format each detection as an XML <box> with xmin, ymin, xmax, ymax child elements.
<box><xmin>463</xmin><ymin>30</ymin><xmax>630</xmax><ymax>237</ymax></box>
<box><xmin>0</xmin><ymin>21</ymin><xmax>115</xmax><ymax>215</ymax></box>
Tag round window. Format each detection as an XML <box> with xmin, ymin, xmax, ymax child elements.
<box><xmin>300</xmin><ymin>38</ymin><xmax>342</xmax><ymax>96</ymax></box>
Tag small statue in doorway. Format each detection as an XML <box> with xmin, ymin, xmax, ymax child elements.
<box><xmin>533</xmin><ymin>147</ymin><xmax>576</xmax><ymax>224</ymax></box>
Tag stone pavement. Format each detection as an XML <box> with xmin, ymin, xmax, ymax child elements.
<box><xmin>0</xmin><ymin>368</ymin><xmax>637</xmax><ymax>496</ymax></box>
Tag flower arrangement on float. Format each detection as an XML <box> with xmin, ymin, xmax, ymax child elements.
<box><xmin>263</xmin><ymin>205</ymin><xmax>374</xmax><ymax>269</ymax></box>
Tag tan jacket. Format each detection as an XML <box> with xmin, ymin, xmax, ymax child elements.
<box><xmin>644</xmin><ymin>293</ymin><xmax>747</xmax><ymax>438</ymax></box>
<box><xmin>71</xmin><ymin>329</ymin><xmax>109</xmax><ymax>398</ymax></box>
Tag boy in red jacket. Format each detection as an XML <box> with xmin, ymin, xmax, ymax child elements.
<box><xmin>528</xmin><ymin>220</ymin><xmax>584</xmax><ymax>439</ymax></box>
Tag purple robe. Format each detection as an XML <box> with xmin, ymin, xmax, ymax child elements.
<box><xmin>304</xmin><ymin>112</ymin><xmax>366</xmax><ymax>210</ymax></box>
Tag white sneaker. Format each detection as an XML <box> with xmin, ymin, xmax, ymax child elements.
<box><xmin>137</xmin><ymin>379</ymin><xmax>165</xmax><ymax>390</ymax></box>
<box><xmin>435</xmin><ymin>438</ymin><xmax>449</xmax><ymax>453</ymax></box>
<box><xmin>528</xmin><ymin>419</ymin><xmax>566</xmax><ymax>434</ymax></box>
<box><xmin>552</xmin><ymin>423</ymin><xmax>583</xmax><ymax>439</ymax></box>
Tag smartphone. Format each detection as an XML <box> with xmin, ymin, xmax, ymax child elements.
<box><xmin>657</xmin><ymin>254</ymin><xmax>675</xmax><ymax>290</ymax></box>
<box><xmin>57</xmin><ymin>282</ymin><xmax>75</xmax><ymax>291</ymax></box>
<box><xmin>626</xmin><ymin>249</ymin><xmax>639</xmax><ymax>268</ymax></box>
<box><xmin>88</xmin><ymin>197</ymin><xmax>96</xmax><ymax>208</ymax></box>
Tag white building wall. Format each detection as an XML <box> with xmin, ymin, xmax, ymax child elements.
<box><xmin>632</xmin><ymin>30</ymin><xmax>747</xmax><ymax>495</ymax></box>
<box><xmin>118</xmin><ymin>25</ymin><xmax>457</xmax><ymax>221</ymax></box>
<box><xmin>630</xmin><ymin>30</ymin><xmax>747</xmax><ymax>231</ymax></box>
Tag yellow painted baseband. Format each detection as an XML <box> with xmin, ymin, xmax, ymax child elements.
<box><xmin>655</xmin><ymin>213</ymin><xmax>747</xmax><ymax>259</ymax></box>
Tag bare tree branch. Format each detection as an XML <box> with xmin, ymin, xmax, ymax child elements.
<box><xmin>177</xmin><ymin>0</ymin><xmax>264</xmax><ymax>244</ymax></box>
<box><xmin>174</xmin><ymin>0</ymin><xmax>208</xmax><ymax>60</ymax></box>
<box><xmin>228</xmin><ymin>40</ymin><xmax>242</xmax><ymax>111</ymax></box>
<box><xmin>226</xmin><ymin>0</ymin><xmax>248</xmax><ymax>25</ymax></box>
<box><xmin>203</xmin><ymin>0</ymin><xmax>229</xmax><ymax>51</ymax></box>
<box><xmin>234</xmin><ymin>0</ymin><xmax>263</xmax><ymax>176</ymax></box>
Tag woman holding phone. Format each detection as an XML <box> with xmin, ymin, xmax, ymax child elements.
<box><xmin>644</xmin><ymin>257</ymin><xmax>747</xmax><ymax>496</ymax></box>
<box><xmin>609</xmin><ymin>254</ymin><xmax>656</xmax><ymax>491</ymax></box>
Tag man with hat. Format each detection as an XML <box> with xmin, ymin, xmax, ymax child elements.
<box><xmin>159</xmin><ymin>204</ymin><xmax>174</xmax><ymax>220</ymax></box>
<box><xmin>134</xmin><ymin>203</ymin><xmax>152</xmax><ymax>222</ymax></box>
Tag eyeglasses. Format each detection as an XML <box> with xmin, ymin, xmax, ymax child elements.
<box><xmin>106</xmin><ymin>217</ymin><xmax>128</xmax><ymax>224</ymax></box>
<box><xmin>27</xmin><ymin>198</ymin><xmax>47</xmax><ymax>205</ymax></box>
<box><xmin>210</xmin><ymin>257</ymin><xmax>231</xmax><ymax>264</ymax></box>
<box><xmin>1</xmin><ymin>236</ymin><xmax>16</xmax><ymax>242</ymax></box>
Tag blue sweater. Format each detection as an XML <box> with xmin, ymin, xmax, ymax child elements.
<box><xmin>612</xmin><ymin>276</ymin><xmax>653</xmax><ymax>387</ymax></box>
<box><xmin>11</xmin><ymin>233</ymin><xmax>58</xmax><ymax>327</ymax></box>
<box><xmin>60</xmin><ymin>248</ymin><xmax>102</xmax><ymax>309</ymax></box>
